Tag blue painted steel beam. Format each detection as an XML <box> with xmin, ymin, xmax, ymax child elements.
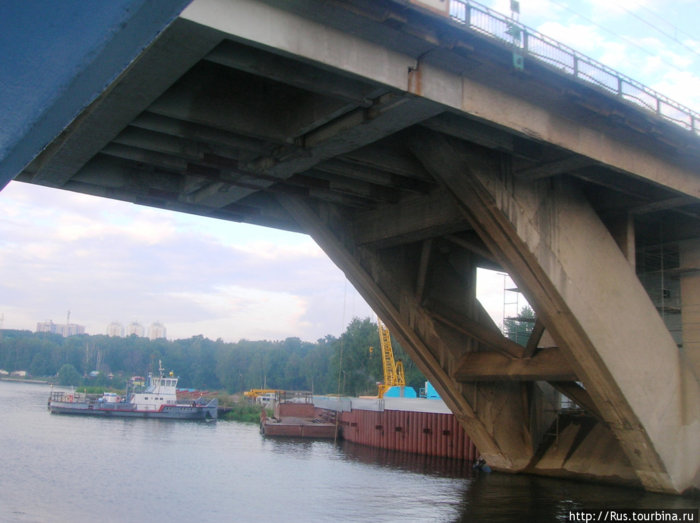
<box><xmin>0</xmin><ymin>0</ymin><xmax>192</xmax><ymax>190</ymax></box>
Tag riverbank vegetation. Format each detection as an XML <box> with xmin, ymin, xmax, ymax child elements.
<box><xmin>0</xmin><ymin>317</ymin><xmax>426</xmax><ymax>396</ymax></box>
<box><xmin>219</xmin><ymin>401</ymin><xmax>270</xmax><ymax>423</ymax></box>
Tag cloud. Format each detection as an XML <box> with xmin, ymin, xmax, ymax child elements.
<box><xmin>54</xmin><ymin>213</ymin><xmax>178</xmax><ymax>245</ymax></box>
<box><xmin>650</xmin><ymin>70</ymin><xmax>700</xmax><ymax>115</ymax></box>
<box><xmin>234</xmin><ymin>240</ymin><xmax>325</xmax><ymax>261</ymax></box>
<box><xmin>536</xmin><ymin>20</ymin><xmax>605</xmax><ymax>55</ymax></box>
<box><xmin>164</xmin><ymin>285</ymin><xmax>309</xmax><ymax>340</ymax></box>
<box><xmin>587</xmin><ymin>0</ymin><xmax>652</xmax><ymax>16</ymax></box>
<box><xmin>684</xmin><ymin>38</ymin><xmax>700</xmax><ymax>55</ymax></box>
<box><xmin>0</xmin><ymin>181</ymin><xmax>373</xmax><ymax>342</ymax></box>
<box><xmin>534</xmin><ymin>15</ymin><xmax>700</xmax><ymax>112</ymax></box>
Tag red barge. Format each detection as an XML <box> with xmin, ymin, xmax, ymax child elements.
<box><xmin>261</xmin><ymin>389</ymin><xmax>479</xmax><ymax>461</ymax></box>
<box><xmin>260</xmin><ymin>396</ymin><xmax>338</xmax><ymax>439</ymax></box>
<box><xmin>338</xmin><ymin>398</ymin><xmax>478</xmax><ymax>460</ymax></box>
<box><xmin>260</xmin><ymin>320</ymin><xmax>478</xmax><ymax>460</ymax></box>
<box><xmin>318</xmin><ymin>395</ymin><xmax>479</xmax><ymax>460</ymax></box>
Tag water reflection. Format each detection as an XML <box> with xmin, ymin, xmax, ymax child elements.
<box><xmin>340</xmin><ymin>439</ymin><xmax>475</xmax><ymax>479</ymax></box>
<box><xmin>457</xmin><ymin>471</ymin><xmax>699</xmax><ymax>523</ymax></box>
<box><xmin>263</xmin><ymin>436</ymin><xmax>331</xmax><ymax>457</ymax></box>
<box><xmin>258</xmin><ymin>433</ymin><xmax>698</xmax><ymax>523</ymax></box>
<box><xmin>335</xmin><ymin>438</ymin><xmax>699</xmax><ymax>522</ymax></box>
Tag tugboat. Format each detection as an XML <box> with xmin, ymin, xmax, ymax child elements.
<box><xmin>48</xmin><ymin>361</ymin><xmax>217</xmax><ymax>420</ymax></box>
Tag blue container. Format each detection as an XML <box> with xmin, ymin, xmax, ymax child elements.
<box><xmin>383</xmin><ymin>386</ymin><xmax>417</xmax><ymax>398</ymax></box>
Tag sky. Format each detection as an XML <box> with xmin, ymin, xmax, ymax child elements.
<box><xmin>0</xmin><ymin>0</ymin><xmax>698</xmax><ymax>342</ymax></box>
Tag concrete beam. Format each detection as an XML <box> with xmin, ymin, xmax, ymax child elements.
<box><xmin>180</xmin><ymin>0</ymin><xmax>416</xmax><ymax>98</ymax></box>
<box><xmin>353</xmin><ymin>187</ymin><xmax>469</xmax><ymax>247</ymax></box>
<box><xmin>276</xmin><ymin>193</ymin><xmax>537</xmax><ymax>471</ymax></box>
<box><xmin>113</xmin><ymin>127</ymin><xmax>212</xmax><ymax>162</ymax></box>
<box><xmin>603</xmin><ymin>211</ymin><xmax>636</xmax><ymax>268</ymax></box>
<box><xmin>515</xmin><ymin>156</ymin><xmax>596</xmax><ymax>180</ymax></box>
<box><xmin>341</xmin><ymin>142</ymin><xmax>432</xmax><ymax>181</ymax></box>
<box><xmin>532</xmin><ymin>416</ymin><xmax>639</xmax><ymax>486</ymax></box>
<box><xmin>422</xmin><ymin>60</ymin><xmax>700</xmax><ymax>200</ymax></box>
<box><xmin>97</xmin><ymin>142</ymin><xmax>262</xmax><ymax>208</ymax></box>
<box><xmin>303</xmin><ymin>169</ymin><xmax>401</xmax><ymax>204</ymax></box>
<box><xmin>425</xmin><ymin>300</ymin><xmax>525</xmax><ymax>359</ymax></box>
<box><xmin>147</xmin><ymin>61</ymin><xmax>299</xmax><ymax>144</ymax></box>
<box><xmin>180</xmin><ymin>0</ymin><xmax>700</xmax><ymax>199</ymax></box>
<box><xmin>257</xmin><ymin>96</ymin><xmax>443</xmax><ymax>178</ymax></box>
<box><xmin>314</xmin><ymin>159</ymin><xmax>432</xmax><ymax>193</ymax></box>
<box><xmin>549</xmin><ymin>381</ymin><xmax>602</xmax><ymax>419</ymax></box>
<box><xmin>410</xmin><ymin>128</ymin><xmax>700</xmax><ymax>493</ymax></box>
<box><xmin>205</xmin><ymin>39</ymin><xmax>382</xmax><ymax>106</ymax></box>
<box><xmin>131</xmin><ymin>112</ymin><xmax>269</xmax><ymax>154</ymax></box>
<box><xmin>444</xmin><ymin>234</ymin><xmax>501</xmax><ymax>269</ymax></box>
<box><xmin>453</xmin><ymin>348</ymin><xmax>577</xmax><ymax>382</ymax></box>
<box><xmin>524</xmin><ymin>319</ymin><xmax>546</xmax><ymax>358</ymax></box>
<box><xmin>276</xmin><ymin>194</ymin><xmax>470</xmax><ymax>410</ymax></box>
<box><xmin>630</xmin><ymin>196</ymin><xmax>699</xmax><ymax>215</ymax></box>
<box><xmin>421</xmin><ymin>113</ymin><xmax>531</xmax><ymax>158</ymax></box>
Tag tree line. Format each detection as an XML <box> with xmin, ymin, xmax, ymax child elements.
<box><xmin>0</xmin><ymin>317</ymin><xmax>426</xmax><ymax>396</ymax></box>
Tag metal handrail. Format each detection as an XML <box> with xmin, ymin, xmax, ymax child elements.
<box><xmin>447</xmin><ymin>0</ymin><xmax>699</xmax><ymax>135</ymax></box>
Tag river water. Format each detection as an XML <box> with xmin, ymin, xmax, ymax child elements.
<box><xmin>0</xmin><ymin>381</ymin><xmax>696</xmax><ymax>522</ymax></box>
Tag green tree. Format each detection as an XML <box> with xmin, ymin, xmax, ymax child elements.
<box><xmin>29</xmin><ymin>352</ymin><xmax>51</xmax><ymax>377</ymax></box>
<box><xmin>92</xmin><ymin>372</ymin><xmax>110</xmax><ymax>387</ymax></box>
<box><xmin>0</xmin><ymin>319</ymin><xmax>430</xmax><ymax>396</ymax></box>
<box><xmin>302</xmin><ymin>336</ymin><xmax>335</xmax><ymax>394</ymax></box>
<box><xmin>57</xmin><ymin>364</ymin><xmax>82</xmax><ymax>386</ymax></box>
<box><xmin>504</xmin><ymin>305</ymin><xmax>536</xmax><ymax>346</ymax></box>
<box><xmin>331</xmin><ymin>317</ymin><xmax>383</xmax><ymax>396</ymax></box>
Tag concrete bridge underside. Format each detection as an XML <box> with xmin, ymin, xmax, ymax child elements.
<box><xmin>11</xmin><ymin>0</ymin><xmax>700</xmax><ymax>493</ymax></box>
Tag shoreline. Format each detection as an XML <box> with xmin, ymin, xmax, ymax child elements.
<box><xmin>0</xmin><ymin>377</ymin><xmax>49</xmax><ymax>385</ymax></box>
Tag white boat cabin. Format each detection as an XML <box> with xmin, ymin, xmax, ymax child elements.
<box><xmin>130</xmin><ymin>364</ymin><xmax>180</xmax><ymax>411</ymax></box>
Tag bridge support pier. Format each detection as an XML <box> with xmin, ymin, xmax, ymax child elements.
<box><xmin>280</xmin><ymin>129</ymin><xmax>699</xmax><ymax>494</ymax></box>
<box><xmin>279</xmin><ymin>193</ymin><xmax>543</xmax><ymax>472</ymax></box>
<box><xmin>408</xmin><ymin>130</ymin><xmax>699</xmax><ymax>494</ymax></box>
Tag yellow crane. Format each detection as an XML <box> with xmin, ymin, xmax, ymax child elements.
<box><xmin>374</xmin><ymin>318</ymin><xmax>406</xmax><ymax>398</ymax></box>
<box><xmin>243</xmin><ymin>389</ymin><xmax>280</xmax><ymax>399</ymax></box>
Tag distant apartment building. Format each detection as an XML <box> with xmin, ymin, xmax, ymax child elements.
<box><xmin>36</xmin><ymin>320</ymin><xmax>85</xmax><ymax>337</ymax></box>
<box><xmin>106</xmin><ymin>321</ymin><xmax>124</xmax><ymax>337</ymax></box>
<box><xmin>63</xmin><ymin>323</ymin><xmax>86</xmax><ymax>336</ymax></box>
<box><xmin>126</xmin><ymin>321</ymin><xmax>145</xmax><ymax>337</ymax></box>
<box><xmin>148</xmin><ymin>321</ymin><xmax>166</xmax><ymax>340</ymax></box>
<box><xmin>107</xmin><ymin>321</ymin><xmax>164</xmax><ymax>339</ymax></box>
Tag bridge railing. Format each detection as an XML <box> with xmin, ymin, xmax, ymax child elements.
<box><xmin>447</xmin><ymin>0</ymin><xmax>699</xmax><ymax>135</ymax></box>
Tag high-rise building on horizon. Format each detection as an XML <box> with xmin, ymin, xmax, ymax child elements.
<box><xmin>106</xmin><ymin>321</ymin><xmax>124</xmax><ymax>337</ymax></box>
<box><xmin>126</xmin><ymin>321</ymin><xmax>145</xmax><ymax>337</ymax></box>
<box><xmin>148</xmin><ymin>321</ymin><xmax>166</xmax><ymax>340</ymax></box>
<box><xmin>36</xmin><ymin>320</ymin><xmax>85</xmax><ymax>337</ymax></box>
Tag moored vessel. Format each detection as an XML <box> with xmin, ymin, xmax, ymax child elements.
<box><xmin>312</xmin><ymin>383</ymin><xmax>479</xmax><ymax>460</ymax></box>
<box><xmin>48</xmin><ymin>362</ymin><xmax>217</xmax><ymax>420</ymax></box>
<box><xmin>259</xmin><ymin>391</ymin><xmax>338</xmax><ymax>439</ymax></box>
